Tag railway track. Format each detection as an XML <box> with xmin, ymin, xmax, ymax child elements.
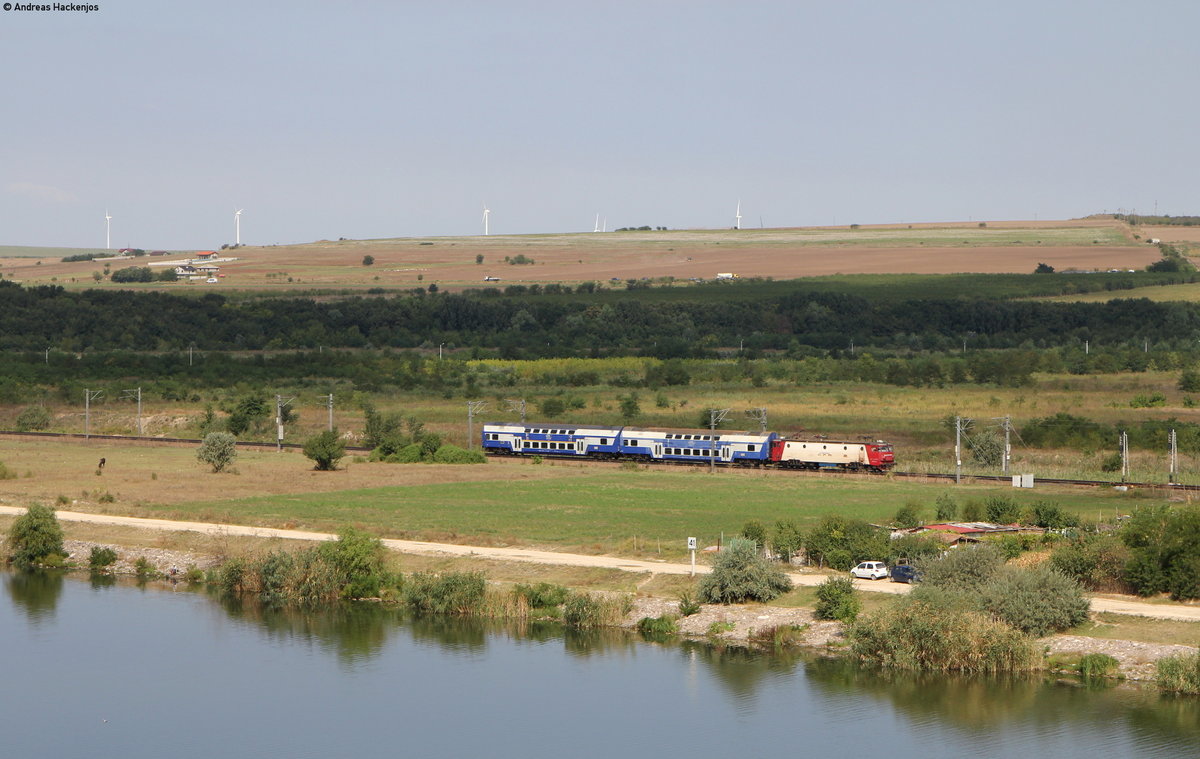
<box><xmin>3</xmin><ymin>428</ymin><xmax>1194</xmax><ymax>491</ymax></box>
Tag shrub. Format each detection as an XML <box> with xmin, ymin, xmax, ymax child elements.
<box><xmin>88</xmin><ymin>546</ymin><xmax>118</xmax><ymax>571</ymax></box>
<box><xmin>848</xmin><ymin>598</ymin><xmax>1040</xmax><ymax>672</ymax></box>
<box><xmin>749</xmin><ymin>624</ymin><xmax>807</xmax><ymax>649</ymax></box>
<box><xmin>1050</xmin><ymin>533</ymin><xmax>1130</xmax><ymax>592</ymax></box>
<box><xmin>513</xmin><ymin>582</ymin><xmax>570</xmax><ymax>609</ymax></box>
<box><xmin>741</xmin><ymin>520</ymin><xmax>767</xmax><ymax>551</ymax></box>
<box><xmin>0</xmin><ymin>461</ymin><xmax>15</xmax><ymax>480</ymax></box>
<box><xmin>814</xmin><ymin>576</ymin><xmax>860</xmax><ymax>622</ymax></box>
<box><xmin>15</xmin><ymin>405</ymin><xmax>51</xmax><ymax>432</ymax></box>
<box><xmin>677</xmin><ymin>589</ymin><xmax>701</xmax><ymax>616</ymax></box>
<box><xmin>6</xmin><ymin>504</ymin><xmax>66</xmax><ymax>568</ymax></box>
<box><xmin>636</xmin><ymin>615</ymin><xmax>678</xmax><ymax>636</ymax></box>
<box><xmin>197</xmin><ymin>432</ymin><xmax>237</xmax><ymax>473</ymax></box>
<box><xmin>698</xmin><ymin>538</ymin><xmax>792</xmax><ymax>604</ymax></box>
<box><xmin>302</xmin><ymin>430</ymin><xmax>346</xmax><ymax>471</ymax></box>
<box><xmin>405</xmin><ymin>571</ymin><xmax>487</xmax><ymax>615</ymax></box>
<box><xmin>1121</xmin><ymin>505</ymin><xmax>1200</xmax><ymax>599</ymax></box>
<box><xmin>562</xmin><ymin>592</ymin><xmax>629</xmax><ymax>629</ymax></box>
<box><xmin>133</xmin><ymin>557</ymin><xmax>158</xmax><ymax>579</ymax></box>
<box><xmin>1156</xmin><ymin>650</ymin><xmax>1200</xmax><ymax>694</ymax></box>
<box><xmin>1078</xmin><ymin>653</ymin><xmax>1121</xmax><ymax>679</ymax></box>
<box><xmin>979</xmin><ymin>565</ymin><xmax>1089</xmax><ymax>636</ymax></box>
<box><xmin>1026</xmin><ymin>501</ymin><xmax>1079</xmax><ymax>530</ymax></box>
<box><xmin>984</xmin><ymin>496</ymin><xmax>1021</xmax><ymax>524</ymax></box>
<box><xmin>770</xmin><ymin>519</ymin><xmax>803</xmax><ymax>562</ymax></box>
<box><xmin>318</xmin><ymin>527</ymin><xmax>387</xmax><ymax>599</ymax></box>
<box><xmin>934</xmin><ymin>492</ymin><xmax>958</xmax><ymax>521</ymax></box>
<box><xmin>431</xmin><ymin>444</ymin><xmax>486</xmax><ymax>464</ymax></box>
<box><xmin>804</xmin><ymin>515</ymin><xmax>888</xmax><ymax>569</ymax></box>
<box><xmin>893</xmin><ymin>501</ymin><xmax>923</xmax><ymax>529</ymax></box>
<box><xmin>362</xmin><ymin>255</ymin><xmax>374</xmax><ymax>266</ymax></box>
<box><xmin>916</xmin><ymin>544</ymin><xmax>1005</xmax><ymax>593</ymax></box>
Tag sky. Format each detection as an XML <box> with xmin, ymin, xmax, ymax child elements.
<box><xmin>1</xmin><ymin>0</ymin><xmax>1196</xmax><ymax>250</ymax></box>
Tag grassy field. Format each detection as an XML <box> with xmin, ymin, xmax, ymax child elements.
<box><xmin>1044</xmin><ymin>282</ymin><xmax>1200</xmax><ymax>304</ymax></box>
<box><xmin>0</xmin><ymin>218</ymin><xmax>1150</xmax><ymax>293</ymax></box>
<box><xmin>0</xmin><ymin>437</ymin><xmax>1165</xmax><ymax>561</ymax></box>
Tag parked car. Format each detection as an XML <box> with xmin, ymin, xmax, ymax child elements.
<box><xmin>850</xmin><ymin>561</ymin><xmax>888</xmax><ymax>580</ymax></box>
<box><xmin>889</xmin><ymin>564</ymin><xmax>921</xmax><ymax>584</ymax></box>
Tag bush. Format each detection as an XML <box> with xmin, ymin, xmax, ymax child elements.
<box><xmin>514</xmin><ymin>582</ymin><xmax>570</xmax><ymax>609</ymax></box>
<box><xmin>197</xmin><ymin>432</ymin><xmax>237</xmax><ymax>473</ymax></box>
<box><xmin>88</xmin><ymin>546</ymin><xmax>118</xmax><ymax>571</ymax></box>
<box><xmin>984</xmin><ymin>496</ymin><xmax>1021</xmax><ymax>524</ymax></box>
<box><xmin>698</xmin><ymin>538</ymin><xmax>792</xmax><ymax>604</ymax></box>
<box><xmin>1078</xmin><ymin>653</ymin><xmax>1121</xmax><ymax>679</ymax></box>
<box><xmin>814</xmin><ymin>576</ymin><xmax>860</xmax><ymax>622</ymax></box>
<box><xmin>804</xmin><ymin>515</ymin><xmax>889</xmax><ymax>569</ymax></box>
<box><xmin>362</xmin><ymin>255</ymin><xmax>374</xmax><ymax>266</ymax></box>
<box><xmin>979</xmin><ymin>565</ymin><xmax>1089</xmax><ymax>636</ymax></box>
<box><xmin>318</xmin><ymin>527</ymin><xmax>387</xmax><ymax>599</ymax></box>
<box><xmin>1050</xmin><ymin>533</ymin><xmax>1130</xmax><ymax>592</ymax></box>
<box><xmin>15</xmin><ymin>405</ymin><xmax>51</xmax><ymax>432</ymax></box>
<box><xmin>405</xmin><ymin>571</ymin><xmax>487</xmax><ymax>615</ymax></box>
<box><xmin>934</xmin><ymin>492</ymin><xmax>958</xmax><ymax>521</ymax></box>
<box><xmin>636</xmin><ymin>615</ymin><xmax>678</xmax><ymax>636</ymax></box>
<box><xmin>1156</xmin><ymin>650</ymin><xmax>1200</xmax><ymax>694</ymax></box>
<box><xmin>741</xmin><ymin>520</ymin><xmax>767</xmax><ymax>551</ymax></box>
<box><xmin>133</xmin><ymin>556</ymin><xmax>158</xmax><ymax>579</ymax></box>
<box><xmin>893</xmin><ymin>501</ymin><xmax>923</xmax><ymax>529</ymax></box>
<box><xmin>770</xmin><ymin>519</ymin><xmax>803</xmax><ymax>562</ymax></box>
<box><xmin>6</xmin><ymin>504</ymin><xmax>65</xmax><ymax>568</ymax></box>
<box><xmin>1026</xmin><ymin>501</ymin><xmax>1079</xmax><ymax>530</ymax></box>
<box><xmin>391</xmin><ymin>443</ymin><xmax>425</xmax><ymax>463</ymax></box>
<box><xmin>562</xmin><ymin>592</ymin><xmax>630</xmax><ymax>629</ymax></box>
<box><xmin>848</xmin><ymin>598</ymin><xmax>1040</xmax><ymax>672</ymax></box>
<box><xmin>916</xmin><ymin>544</ymin><xmax>1005</xmax><ymax>593</ymax></box>
<box><xmin>1121</xmin><ymin>505</ymin><xmax>1200</xmax><ymax>599</ymax></box>
<box><xmin>302</xmin><ymin>430</ymin><xmax>346</xmax><ymax>471</ymax></box>
<box><xmin>431</xmin><ymin>444</ymin><xmax>486</xmax><ymax>464</ymax></box>
<box><xmin>677</xmin><ymin>589</ymin><xmax>701</xmax><ymax>616</ymax></box>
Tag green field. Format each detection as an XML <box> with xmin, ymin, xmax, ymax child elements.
<box><xmin>121</xmin><ymin>468</ymin><xmax>1149</xmax><ymax>560</ymax></box>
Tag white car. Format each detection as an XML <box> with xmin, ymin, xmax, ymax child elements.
<box><xmin>850</xmin><ymin>561</ymin><xmax>889</xmax><ymax>580</ymax></box>
<box><xmin>206</xmin><ymin>277</ymin><xmax>218</xmax><ymax>283</ymax></box>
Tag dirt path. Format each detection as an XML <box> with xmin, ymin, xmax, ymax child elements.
<box><xmin>4</xmin><ymin>506</ymin><xmax>1198</xmax><ymax>622</ymax></box>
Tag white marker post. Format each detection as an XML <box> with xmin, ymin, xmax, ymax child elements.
<box><xmin>688</xmin><ymin>537</ymin><xmax>697</xmax><ymax>577</ymax></box>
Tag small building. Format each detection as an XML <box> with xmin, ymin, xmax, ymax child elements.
<box><xmin>197</xmin><ymin>264</ymin><xmax>220</xmax><ymax>275</ymax></box>
<box><xmin>174</xmin><ymin>265</ymin><xmax>198</xmax><ymax>276</ymax></box>
<box><xmin>194</xmin><ymin>251</ymin><xmax>218</xmax><ymax>260</ymax></box>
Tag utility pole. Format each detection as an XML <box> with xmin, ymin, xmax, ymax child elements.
<box><xmin>45</xmin><ymin>347</ymin><xmax>49</xmax><ymax>365</ymax></box>
<box><xmin>322</xmin><ymin>393</ymin><xmax>334</xmax><ymax>432</ymax></box>
<box><xmin>745</xmin><ymin>407</ymin><xmax>768</xmax><ymax>434</ymax></box>
<box><xmin>954</xmin><ymin>416</ymin><xmax>972</xmax><ymax>484</ymax></box>
<box><xmin>999</xmin><ymin>415</ymin><xmax>1012</xmax><ymax>475</ymax></box>
<box><xmin>1119</xmin><ymin>430</ymin><xmax>1129</xmax><ymax>481</ymax></box>
<box><xmin>505</xmin><ymin>398</ymin><xmax>527</xmax><ymax>424</ymax></box>
<box><xmin>121</xmin><ymin>387</ymin><xmax>143</xmax><ymax>435</ymax></box>
<box><xmin>467</xmin><ymin>400</ymin><xmax>487</xmax><ymax>448</ymax></box>
<box><xmin>275</xmin><ymin>394</ymin><xmax>295</xmax><ymax>451</ymax></box>
<box><xmin>709</xmin><ymin>407</ymin><xmax>730</xmax><ymax>474</ymax></box>
<box><xmin>1169</xmin><ymin>428</ymin><xmax>1178</xmax><ymax>484</ymax></box>
<box><xmin>84</xmin><ymin>389</ymin><xmax>103</xmax><ymax>439</ymax></box>
<box><xmin>189</xmin><ymin>343</ymin><xmax>195</xmax><ymax>367</ymax></box>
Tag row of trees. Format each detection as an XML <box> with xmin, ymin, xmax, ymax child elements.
<box><xmin>8</xmin><ymin>277</ymin><xmax>1200</xmax><ymax>355</ymax></box>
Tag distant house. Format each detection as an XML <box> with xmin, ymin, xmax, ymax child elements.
<box><xmin>149</xmin><ymin>250</ymin><xmax>168</xmax><ymax>257</ymax></box>
<box><xmin>174</xmin><ymin>265</ymin><xmax>198</xmax><ymax>276</ymax></box>
<box><xmin>196</xmin><ymin>265</ymin><xmax>220</xmax><ymax>275</ymax></box>
<box><xmin>194</xmin><ymin>251</ymin><xmax>218</xmax><ymax>260</ymax></box>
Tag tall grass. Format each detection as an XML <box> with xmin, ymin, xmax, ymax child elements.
<box><xmin>563</xmin><ymin>592</ymin><xmax>632</xmax><ymax>629</ymax></box>
<box><xmin>1155</xmin><ymin>651</ymin><xmax>1200</xmax><ymax>694</ymax></box>
<box><xmin>848</xmin><ymin>599</ymin><xmax>1041</xmax><ymax>673</ymax></box>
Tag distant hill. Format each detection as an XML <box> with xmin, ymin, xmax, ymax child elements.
<box><xmin>0</xmin><ymin>245</ymin><xmax>105</xmax><ymax>259</ymax></box>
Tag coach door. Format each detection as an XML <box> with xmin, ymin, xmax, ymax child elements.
<box><xmin>576</xmin><ymin>439</ymin><xmax>586</xmax><ymax>455</ymax></box>
<box><xmin>652</xmin><ymin>443</ymin><xmax>664</xmax><ymax>459</ymax></box>
<box><xmin>719</xmin><ymin>445</ymin><xmax>734</xmax><ymax>463</ymax></box>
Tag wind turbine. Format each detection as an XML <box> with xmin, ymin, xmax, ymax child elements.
<box><xmin>735</xmin><ymin>200</ymin><xmax>742</xmax><ymax>230</ymax></box>
<box><xmin>482</xmin><ymin>204</ymin><xmax>491</xmax><ymax>236</ymax></box>
<box><xmin>105</xmin><ymin>209</ymin><xmax>112</xmax><ymax>249</ymax></box>
<box><xmin>593</xmin><ymin>214</ymin><xmax>600</xmax><ymax>233</ymax></box>
<box><xmin>234</xmin><ymin>209</ymin><xmax>243</xmax><ymax>246</ymax></box>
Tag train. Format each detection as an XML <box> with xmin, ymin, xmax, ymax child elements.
<box><xmin>480</xmin><ymin>422</ymin><xmax>894</xmax><ymax>471</ymax></box>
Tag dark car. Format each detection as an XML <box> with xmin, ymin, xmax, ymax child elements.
<box><xmin>889</xmin><ymin>564</ymin><xmax>921</xmax><ymax>584</ymax></box>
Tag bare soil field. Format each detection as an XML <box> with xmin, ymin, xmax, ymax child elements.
<box><xmin>0</xmin><ymin>218</ymin><xmax>1157</xmax><ymax>292</ymax></box>
<box><xmin>1140</xmin><ymin>225</ymin><xmax>1200</xmax><ymax>244</ymax></box>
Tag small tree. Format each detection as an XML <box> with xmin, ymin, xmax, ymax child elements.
<box><xmin>980</xmin><ymin>565</ymin><xmax>1089</xmax><ymax>636</ymax></box>
<box><xmin>7</xmin><ymin>504</ymin><xmax>66</xmax><ymax>568</ymax></box>
<box><xmin>619</xmin><ymin>392</ymin><xmax>641</xmax><ymax>421</ymax></box>
<box><xmin>770</xmin><ymin>519</ymin><xmax>803</xmax><ymax>563</ymax></box>
<box><xmin>197</xmin><ymin>432</ymin><xmax>238</xmax><ymax>473</ymax></box>
<box><xmin>814</xmin><ymin>576</ymin><xmax>860</xmax><ymax>622</ymax></box>
<box><xmin>1034</xmin><ymin>262</ymin><xmax>1055</xmax><ymax>274</ymax></box>
<box><xmin>741</xmin><ymin>520</ymin><xmax>767</xmax><ymax>552</ymax></box>
<box><xmin>475</xmin><ymin>254</ymin><xmax>484</xmax><ymax>264</ymax></box>
<box><xmin>698</xmin><ymin>538</ymin><xmax>792</xmax><ymax>604</ymax></box>
<box><xmin>362</xmin><ymin>255</ymin><xmax>375</xmax><ymax>266</ymax></box>
<box><xmin>15</xmin><ymin>405</ymin><xmax>51</xmax><ymax>432</ymax></box>
<box><xmin>302</xmin><ymin>430</ymin><xmax>346</xmax><ymax>471</ymax></box>
<box><xmin>893</xmin><ymin>501</ymin><xmax>924</xmax><ymax>529</ymax></box>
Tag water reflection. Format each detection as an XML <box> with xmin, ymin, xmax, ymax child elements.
<box><xmin>3</xmin><ymin>569</ymin><xmax>64</xmax><ymax>624</ymax></box>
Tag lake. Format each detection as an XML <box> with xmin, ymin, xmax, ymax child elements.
<box><xmin>2</xmin><ymin>570</ymin><xmax>1197</xmax><ymax>758</ymax></box>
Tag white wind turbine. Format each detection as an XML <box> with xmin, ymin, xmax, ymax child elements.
<box><xmin>105</xmin><ymin>209</ymin><xmax>112</xmax><ymax>249</ymax></box>
<box><xmin>593</xmin><ymin>213</ymin><xmax>600</xmax><ymax>233</ymax></box>
<box><xmin>482</xmin><ymin>204</ymin><xmax>491</xmax><ymax>236</ymax></box>
<box><xmin>234</xmin><ymin>209</ymin><xmax>243</xmax><ymax>246</ymax></box>
<box><xmin>735</xmin><ymin>200</ymin><xmax>742</xmax><ymax>230</ymax></box>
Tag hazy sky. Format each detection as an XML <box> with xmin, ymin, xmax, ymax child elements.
<box><xmin>1</xmin><ymin>0</ymin><xmax>1196</xmax><ymax>249</ymax></box>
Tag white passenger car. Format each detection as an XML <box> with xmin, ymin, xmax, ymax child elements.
<box><xmin>850</xmin><ymin>561</ymin><xmax>889</xmax><ymax>580</ymax></box>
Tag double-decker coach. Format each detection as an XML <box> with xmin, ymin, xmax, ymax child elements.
<box><xmin>480</xmin><ymin>423</ymin><xmax>622</xmax><ymax>458</ymax></box>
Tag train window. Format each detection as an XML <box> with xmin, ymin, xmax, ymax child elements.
<box><xmin>600</xmin><ymin>438</ymin><xmax>608</xmax><ymax>445</ymax></box>
<box><xmin>748</xmin><ymin>445</ymin><xmax>755</xmax><ymax>452</ymax></box>
<box><xmin>843</xmin><ymin>446</ymin><xmax>847</xmax><ymax>450</ymax></box>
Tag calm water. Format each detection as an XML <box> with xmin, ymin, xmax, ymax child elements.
<box><xmin>2</xmin><ymin>571</ymin><xmax>1198</xmax><ymax>759</ymax></box>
